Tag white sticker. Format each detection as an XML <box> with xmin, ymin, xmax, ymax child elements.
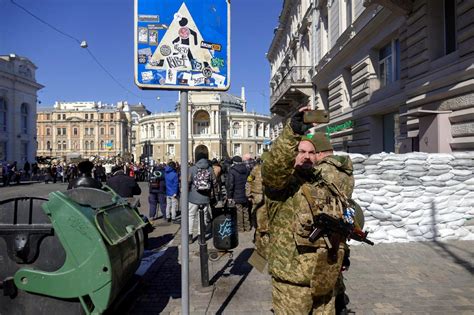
<box><xmin>141</xmin><ymin>71</ymin><xmax>154</xmax><ymax>82</ymax></box>
<box><xmin>138</xmin><ymin>27</ymin><xmax>148</xmax><ymax>43</ymax></box>
<box><xmin>191</xmin><ymin>73</ymin><xmax>206</xmax><ymax>86</ymax></box>
<box><xmin>212</xmin><ymin>73</ymin><xmax>226</xmax><ymax>87</ymax></box>
<box><xmin>138</xmin><ymin>47</ymin><xmax>153</xmax><ymax>58</ymax></box>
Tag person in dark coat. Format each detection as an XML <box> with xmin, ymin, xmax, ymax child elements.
<box><xmin>148</xmin><ymin>164</ymin><xmax>167</xmax><ymax>220</ymax></box>
<box><xmin>67</xmin><ymin>160</ymin><xmax>102</xmax><ymax>190</ymax></box>
<box><xmin>106</xmin><ymin>165</ymin><xmax>142</xmax><ymax>198</ymax></box>
<box><xmin>226</xmin><ymin>156</ymin><xmax>251</xmax><ymax>232</ymax></box>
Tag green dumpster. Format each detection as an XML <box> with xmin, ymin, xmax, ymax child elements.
<box><xmin>0</xmin><ymin>187</ymin><xmax>147</xmax><ymax>315</ymax></box>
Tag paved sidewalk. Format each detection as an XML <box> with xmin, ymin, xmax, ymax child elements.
<box><xmin>126</xmin><ymin>220</ymin><xmax>474</xmax><ymax>315</ymax></box>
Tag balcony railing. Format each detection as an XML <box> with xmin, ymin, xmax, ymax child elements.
<box><xmin>270</xmin><ymin>66</ymin><xmax>312</xmax><ymax>106</ymax></box>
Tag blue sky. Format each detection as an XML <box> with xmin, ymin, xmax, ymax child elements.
<box><xmin>0</xmin><ymin>0</ymin><xmax>282</xmax><ymax>114</ymax></box>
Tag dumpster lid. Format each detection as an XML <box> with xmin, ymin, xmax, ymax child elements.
<box><xmin>95</xmin><ymin>205</ymin><xmax>147</xmax><ymax>246</ymax></box>
<box><xmin>63</xmin><ymin>188</ymin><xmax>117</xmax><ymax>209</ymax></box>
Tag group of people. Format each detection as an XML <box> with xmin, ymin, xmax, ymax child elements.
<box><xmin>0</xmin><ymin>160</ymin><xmax>41</xmax><ymax>186</ymax></box>
<box><xmin>2</xmin><ymin>104</ymin><xmax>360</xmax><ymax>314</ymax></box>
<box><xmin>146</xmin><ymin>153</ymin><xmax>261</xmax><ymax>243</ymax></box>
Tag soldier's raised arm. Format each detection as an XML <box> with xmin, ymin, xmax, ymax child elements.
<box><xmin>262</xmin><ymin>108</ymin><xmax>313</xmax><ymax>190</ymax></box>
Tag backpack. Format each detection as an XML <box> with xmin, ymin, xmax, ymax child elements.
<box><xmin>193</xmin><ymin>168</ymin><xmax>211</xmax><ymax>191</ymax></box>
<box><xmin>149</xmin><ymin>170</ymin><xmax>163</xmax><ymax>189</ymax></box>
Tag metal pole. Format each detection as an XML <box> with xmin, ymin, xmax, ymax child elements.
<box><xmin>198</xmin><ymin>205</ymin><xmax>209</xmax><ymax>287</ymax></box>
<box><xmin>180</xmin><ymin>91</ymin><xmax>189</xmax><ymax>315</ymax></box>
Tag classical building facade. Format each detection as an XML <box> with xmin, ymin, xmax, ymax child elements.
<box><xmin>135</xmin><ymin>89</ymin><xmax>271</xmax><ymax>163</ymax></box>
<box><xmin>268</xmin><ymin>0</ymin><xmax>474</xmax><ymax>154</ymax></box>
<box><xmin>0</xmin><ymin>54</ymin><xmax>43</xmax><ymax>163</ymax></box>
<box><xmin>36</xmin><ymin>101</ymin><xmax>148</xmax><ymax>161</ymax></box>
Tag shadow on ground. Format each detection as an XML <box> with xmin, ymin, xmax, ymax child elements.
<box><xmin>125</xmin><ymin>247</ymin><xmax>181</xmax><ymax>314</ymax></box>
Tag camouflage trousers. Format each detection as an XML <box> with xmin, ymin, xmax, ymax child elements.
<box><xmin>272</xmin><ymin>278</ymin><xmax>336</xmax><ymax>315</ymax></box>
<box><xmin>235</xmin><ymin>202</ymin><xmax>251</xmax><ymax>232</ymax></box>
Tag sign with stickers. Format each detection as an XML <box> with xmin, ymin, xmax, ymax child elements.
<box><xmin>134</xmin><ymin>0</ymin><xmax>230</xmax><ymax>91</ymax></box>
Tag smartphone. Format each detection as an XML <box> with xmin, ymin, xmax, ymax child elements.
<box><xmin>303</xmin><ymin>110</ymin><xmax>330</xmax><ymax>124</ymax></box>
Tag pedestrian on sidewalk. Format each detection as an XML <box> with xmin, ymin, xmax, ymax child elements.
<box><xmin>148</xmin><ymin>164</ymin><xmax>167</xmax><ymax>220</ymax></box>
<box><xmin>226</xmin><ymin>156</ymin><xmax>251</xmax><ymax>232</ymax></box>
<box><xmin>188</xmin><ymin>154</ymin><xmax>216</xmax><ymax>242</ymax></box>
<box><xmin>164</xmin><ymin>161</ymin><xmax>179</xmax><ymax>223</ymax></box>
<box><xmin>67</xmin><ymin>160</ymin><xmax>102</xmax><ymax>190</ymax></box>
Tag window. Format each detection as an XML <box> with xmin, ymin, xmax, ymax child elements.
<box><xmin>46</xmin><ymin>128</ymin><xmax>51</xmax><ymax>136</ymax></box>
<box><xmin>100</xmin><ymin>113</ymin><xmax>104</xmax><ymax>120</ymax></box>
<box><xmin>46</xmin><ymin>114</ymin><xmax>50</xmax><ymax>120</ymax></box>
<box><xmin>62</xmin><ymin>140</ymin><xmax>67</xmax><ymax>150</ymax></box>
<box><xmin>0</xmin><ymin>141</ymin><xmax>7</xmax><ymax>161</ymax></box>
<box><xmin>168</xmin><ymin>123</ymin><xmax>176</xmax><ymax>138</ymax></box>
<box><xmin>62</xmin><ymin>114</ymin><xmax>66</xmax><ymax>120</ymax></box>
<box><xmin>57</xmin><ymin>141</ymin><xmax>61</xmax><ymax>150</ymax></box>
<box><xmin>57</xmin><ymin>128</ymin><xmax>61</xmax><ymax>135</ymax></box>
<box><xmin>90</xmin><ymin>141</ymin><xmax>94</xmax><ymax>150</ymax></box>
<box><xmin>85</xmin><ymin>114</ymin><xmax>89</xmax><ymax>119</ymax></box>
<box><xmin>110</xmin><ymin>127</ymin><xmax>114</xmax><ymax>136</ymax></box>
<box><xmin>233</xmin><ymin>143</ymin><xmax>241</xmax><ymax>156</ymax></box>
<box><xmin>90</xmin><ymin>114</ymin><xmax>94</xmax><ymax>120</ymax></box>
<box><xmin>345</xmin><ymin>0</ymin><xmax>352</xmax><ymax>29</ymax></box>
<box><xmin>90</xmin><ymin>128</ymin><xmax>94</xmax><ymax>135</ymax></box>
<box><xmin>100</xmin><ymin>127</ymin><xmax>105</xmax><ymax>135</ymax></box>
<box><xmin>258</xmin><ymin>123</ymin><xmax>263</xmax><ymax>137</ymax></box>
<box><xmin>444</xmin><ymin>0</ymin><xmax>456</xmax><ymax>54</ymax></box>
<box><xmin>232</xmin><ymin>122</ymin><xmax>241</xmax><ymax>136</ymax></box>
<box><xmin>110</xmin><ymin>113</ymin><xmax>114</xmax><ymax>120</ymax></box>
<box><xmin>320</xmin><ymin>7</ymin><xmax>329</xmax><ymax>57</ymax></box>
<box><xmin>100</xmin><ymin>140</ymin><xmax>105</xmax><ymax>150</ymax></box>
<box><xmin>257</xmin><ymin>144</ymin><xmax>262</xmax><ymax>154</ymax></box>
<box><xmin>21</xmin><ymin>142</ymin><xmax>28</xmax><ymax>161</ymax></box>
<box><xmin>21</xmin><ymin>103</ymin><xmax>28</xmax><ymax>134</ymax></box>
<box><xmin>167</xmin><ymin>144</ymin><xmax>175</xmax><ymax>155</ymax></box>
<box><xmin>383</xmin><ymin>113</ymin><xmax>396</xmax><ymax>153</ymax></box>
<box><xmin>73</xmin><ymin>128</ymin><xmax>78</xmax><ymax>136</ymax></box>
<box><xmin>57</xmin><ymin>114</ymin><xmax>61</xmax><ymax>120</ymax></box>
<box><xmin>62</xmin><ymin>128</ymin><xmax>66</xmax><ymax>136</ymax></box>
<box><xmin>378</xmin><ymin>39</ymin><xmax>400</xmax><ymax>88</ymax></box>
<box><xmin>248</xmin><ymin>124</ymin><xmax>253</xmax><ymax>137</ymax></box>
<box><xmin>46</xmin><ymin>141</ymin><xmax>51</xmax><ymax>150</ymax></box>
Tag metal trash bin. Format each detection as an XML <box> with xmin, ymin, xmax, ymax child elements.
<box><xmin>0</xmin><ymin>187</ymin><xmax>147</xmax><ymax>315</ymax></box>
<box><xmin>212</xmin><ymin>206</ymin><xmax>238</xmax><ymax>251</ymax></box>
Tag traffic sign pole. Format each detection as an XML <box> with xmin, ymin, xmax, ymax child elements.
<box><xmin>180</xmin><ymin>91</ymin><xmax>189</xmax><ymax>315</ymax></box>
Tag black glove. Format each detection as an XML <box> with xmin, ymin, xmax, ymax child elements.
<box><xmin>290</xmin><ymin>111</ymin><xmax>312</xmax><ymax>135</ymax></box>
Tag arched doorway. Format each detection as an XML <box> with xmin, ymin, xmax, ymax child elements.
<box><xmin>193</xmin><ymin>110</ymin><xmax>210</xmax><ymax>135</ymax></box>
<box><xmin>194</xmin><ymin>144</ymin><xmax>209</xmax><ymax>161</ymax></box>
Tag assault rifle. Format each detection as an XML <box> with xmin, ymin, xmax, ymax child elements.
<box><xmin>309</xmin><ymin>213</ymin><xmax>374</xmax><ymax>246</ymax></box>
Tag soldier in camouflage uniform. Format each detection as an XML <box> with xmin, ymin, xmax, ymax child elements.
<box><xmin>246</xmin><ymin>156</ymin><xmax>270</xmax><ymax>266</ymax></box>
<box><xmin>261</xmin><ymin>108</ymin><xmax>354</xmax><ymax>314</ymax></box>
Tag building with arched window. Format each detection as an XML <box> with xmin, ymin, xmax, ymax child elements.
<box><xmin>0</xmin><ymin>54</ymin><xmax>43</xmax><ymax>163</ymax></box>
<box><xmin>136</xmin><ymin>89</ymin><xmax>271</xmax><ymax>163</ymax></box>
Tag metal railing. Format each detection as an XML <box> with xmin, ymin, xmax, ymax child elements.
<box><xmin>270</xmin><ymin>66</ymin><xmax>312</xmax><ymax>106</ymax></box>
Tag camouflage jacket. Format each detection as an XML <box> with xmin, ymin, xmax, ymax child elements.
<box><xmin>261</xmin><ymin>123</ymin><xmax>354</xmax><ymax>285</ymax></box>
